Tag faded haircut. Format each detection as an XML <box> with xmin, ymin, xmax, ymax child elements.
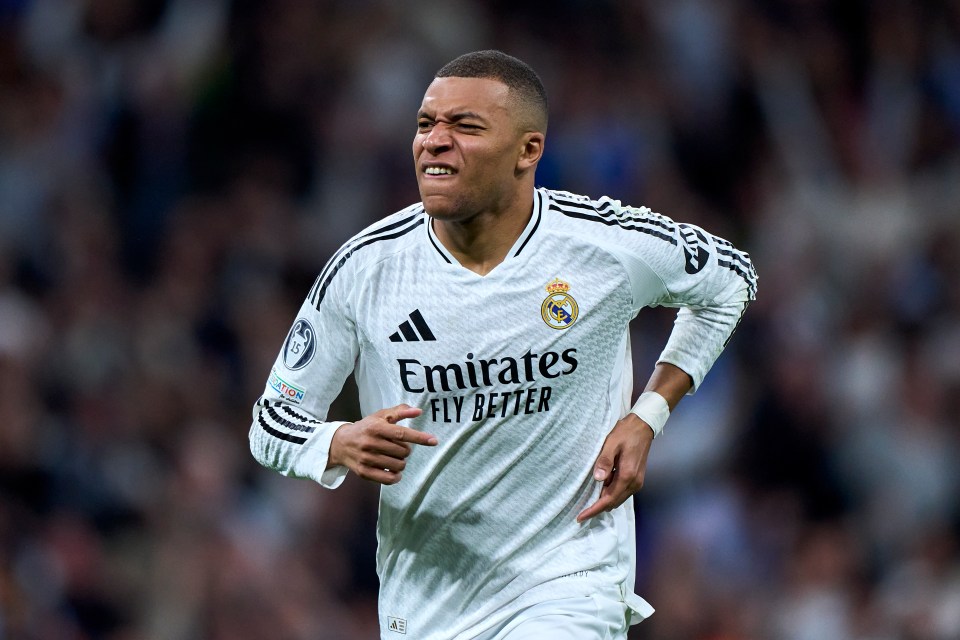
<box><xmin>435</xmin><ymin>50</ymin><xmax>548</xmax><ymax>133</ymax></box>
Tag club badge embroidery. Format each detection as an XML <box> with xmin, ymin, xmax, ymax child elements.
<box><xmin>541</xmin><ymin>278</ymin><xmax>579</xmax><ymax>330</ymax></box>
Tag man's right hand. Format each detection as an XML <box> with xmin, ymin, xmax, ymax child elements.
<box><xmin>328</xmin><ymin>404</ymin><xmax>437</xmax><ymax>485</ymax></box>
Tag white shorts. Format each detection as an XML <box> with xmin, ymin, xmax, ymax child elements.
<box><xmin>474</xmin><ymin>587</ymin><xmax>645</xmax><ymax>640</ymax></box>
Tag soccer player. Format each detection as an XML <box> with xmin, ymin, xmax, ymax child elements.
<box><xmin>250</xmin><ymin>50</ymin><xmax>757</xmax><ymax>639</ymax></box>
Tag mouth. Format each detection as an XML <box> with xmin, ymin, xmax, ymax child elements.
<box><xmin>422</xmin><ymin>165</ymin><xmax>456</xmax><ymax>176</ymax></box>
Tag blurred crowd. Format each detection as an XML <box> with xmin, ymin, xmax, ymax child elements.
<box><xmin>1</xmin><ymin>0</ymin><xmax>959</xmax><ymax>638</ymax></box>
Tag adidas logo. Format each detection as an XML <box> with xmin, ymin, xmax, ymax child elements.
<box><xmin>679</xmin><ymin>223</ymin><xmax>710</xmax><ymax>275</ymax></box>
<box><xmin>387</xmin><ymin>616</ymin><xmax>407</xmax><ymax>634</ymax></box>
<box><xmin>389</xmin><ymin>309</ymin><xmax>436</xmax><ymax>342</ymax></box>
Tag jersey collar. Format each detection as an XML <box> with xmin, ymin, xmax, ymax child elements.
<box><xmin>425</xmin><ymin>188</ymin><xmax>545</xmax><ymax>267</ymax></box>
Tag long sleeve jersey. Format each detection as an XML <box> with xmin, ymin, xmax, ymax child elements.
<box><xmin>249</xmin><ymin>187</ymin><xmax>757</xmax><ymax>639</ymax></box>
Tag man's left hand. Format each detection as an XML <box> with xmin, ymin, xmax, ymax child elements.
<box><xmin>576</xmin><ymin>413</ymin><xmax>654</xmax><ymax>523</ymax></box>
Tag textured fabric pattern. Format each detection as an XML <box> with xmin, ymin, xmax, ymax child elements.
<box><xmin>249</xmin><ymin>188</ymin><xmax>757</xmax><ymax>639</ymax></box>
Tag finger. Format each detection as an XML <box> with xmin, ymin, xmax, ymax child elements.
<box><xmin>577</xmin><ymin>479</ymin><xmax>632</xmax><ymax>522</ymax></box>
<box><xmin>577</xmin><ymin>494</ymin><xmax>616</xmax><ymax>523</ymax></box>
<box><xmin>388</xmin><ymin>426</ymin><xmax>438</xmax><ymax>446</ymax></box>
<box><xmin>380</xmin><ymin>404</ymin><xmax>424</xmax><ymax>424</ymax></box>
<box><xmin>358</xmin><ymin>467</ymin><xmax>402</xmax><ymax>485</ymax></box>
<box><xmin>368</xmin><ymin>439</ymin><xmax>412</xmax><ymax>459</ymax></box>
<box><xmin>578</xmin><ymin>463</ymin><xmax>644</xmax><ymax>522</ymax></box>
<box><xmin>358</xmin><ymin>453</ymin><xmax>407</xmax><ymax>473</ymax></box>
<box><xmin>592</xmin><ymin>452</ymin><xmax>616</xmax><ymax>483</ymax></box>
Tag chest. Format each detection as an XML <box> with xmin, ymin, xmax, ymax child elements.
<box><xmin>351</xmin><ymin>242</ymin><xmax>633</xmax><ymax>391</ymax></box>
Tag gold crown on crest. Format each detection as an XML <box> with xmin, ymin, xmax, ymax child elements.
<box><xmin>545</xmin><ymin>278</ymin><xmax>570</xmax><ymax>294</ymax></box>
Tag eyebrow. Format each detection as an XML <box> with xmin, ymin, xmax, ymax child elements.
<box><xmin>417</xmin><ymin>110</ymin><xmax>488</xmax><ymax>123</ymax></box>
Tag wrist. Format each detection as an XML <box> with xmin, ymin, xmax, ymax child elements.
<box><xmin>326</xmin><ymin>422</ymin><xmax>351</xmax><ymax>469</ymax></box>
<box><xmin>629</xmin><ymin>391</ymin><xmax>670</xmax><ymax>438</ymax></box>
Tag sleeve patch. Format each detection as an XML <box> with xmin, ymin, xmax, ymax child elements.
<box><xmin>268</xmin><ymin>369</ymin><xmax>306</xmax><ymax>404</ymax></box>
<box><xmin>282</xmin><ymin>318</ymin><xmax>316</xmax><ymax>369</ymax></box>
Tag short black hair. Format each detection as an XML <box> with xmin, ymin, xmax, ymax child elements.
<box><xmin>435</xmin><ymin>50</ymin><xmax>548</xmax><ymax>132</ymax></box>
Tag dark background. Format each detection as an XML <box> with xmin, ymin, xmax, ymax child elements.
<box><xmin>1</xmin><ymin>0</ymin><xmax>959</xmax><ymax>638</ymax></box>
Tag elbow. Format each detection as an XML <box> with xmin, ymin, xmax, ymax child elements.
<box><xmin>248</xmin><ymin>410</ymin><xmax>272</xmax><ymax>470</ymax></box>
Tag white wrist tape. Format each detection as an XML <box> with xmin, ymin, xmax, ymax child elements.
<box><xmin>630</xmin><ymin>391</ymin><xmax>671</xmax><ymax>438</ymax></box>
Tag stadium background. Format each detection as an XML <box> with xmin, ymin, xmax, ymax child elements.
<box><xmin>1</xmin><ymin>0</ymin><xmax>959</xmax><ymax>638</ymax></box>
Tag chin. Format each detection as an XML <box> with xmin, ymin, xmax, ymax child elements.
<box><xmin>423</xmin><ymin>206</ymin><xmax>457</xmax><ymax>221</ymax></box>
<box><xmin>421</xmin><ymin>195</ymin><xmax>465</xmax><ymax>221</ymax></box>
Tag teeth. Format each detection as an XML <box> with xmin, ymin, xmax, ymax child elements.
<box><xmin>425</xmin><ymin>167</ymin><xmax>454</xmax><ymax>175</ymax></box>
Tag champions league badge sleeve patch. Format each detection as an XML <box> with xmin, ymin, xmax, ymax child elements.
<box><xmin>282</xmin><ymin>318</ymin><xmax>316</xmax><ymax>370</ymax></box>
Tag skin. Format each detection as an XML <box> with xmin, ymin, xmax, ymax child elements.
<box><xmin>327</xmin><ymin>404</ymin><xmax>435</xmax><ymax>485</ymax></box>
<box><xmin>329</xmin><ymin>75</ymin><xmax>694</xmax><ymax>522</ymax></box>
<box><xmin>413</xmin><ymin>76</ymin><xmax>544</xmax><ymax>275</ymax></box>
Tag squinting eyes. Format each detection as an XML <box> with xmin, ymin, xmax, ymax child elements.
<box><xmin>416</xmin><ymin>121</ymin><xmax>482</xmax><ymax>131</ymax></box>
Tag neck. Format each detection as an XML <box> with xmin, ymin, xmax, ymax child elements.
<box><xmin>432</xmin><ymin>190</ymin><xmax>534</xmax><ymax>276</ymax></box>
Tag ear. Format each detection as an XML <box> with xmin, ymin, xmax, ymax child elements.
<box><xmin>516</xmin><ymin>132</ymin><xmax>545</xmax><ymax>172</ymax></box>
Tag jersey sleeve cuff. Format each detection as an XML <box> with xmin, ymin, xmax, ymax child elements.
<box><xmin>296</xmin><ymin>420</ymin><xmax>351</xmax><ymax>489</ymax></box>
<box><xmin>319</xmin><ymin>464</ymin><xmax>349</xmax><ymax>489</ymax></box>
<box><xmin>655</xmin><ymin>352</ymin><xmax>704</xmax><ymax>394</ymax></box>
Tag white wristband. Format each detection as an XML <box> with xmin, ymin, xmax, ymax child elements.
<box><xmin>630</xmin><ymin>391</ymin><xmax>671</xmax><ymax>438</ymax></box>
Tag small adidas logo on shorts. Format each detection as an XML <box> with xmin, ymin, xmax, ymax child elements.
<box><xmin>387</xmin><ymin>616</ymin><xmax>407</xmax><ymax>634</ymax></box>
<box><xmin>389</xmin><ymin>309</ymin><xmax>436</xmax><ymax>342</ymax></box>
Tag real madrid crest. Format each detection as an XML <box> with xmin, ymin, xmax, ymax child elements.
<box><xmin>541</xmin><ymin>278</ymin><xmax>579</xmax><ymax>330</ymax></box>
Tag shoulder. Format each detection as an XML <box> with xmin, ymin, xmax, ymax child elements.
<box><xmin>308</xmin><ymin>202</ymin><xmax>426</xmax><ymax>308</ymax></box>
<box><xmin>346</xmin><ymin>202</ymin><xmax>427</xmax><ymax>253</ymax></box>
<box><xmin>540</xmin><ymin>188</ymin><xmax>679</xmax><ymax>247</ymax></box>
<box><xmin>327</xmin><ymin>202</ymin><xmax>427</xmax><ymax>273</ymax></box>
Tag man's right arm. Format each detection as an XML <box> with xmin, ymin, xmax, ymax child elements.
<box><xmin>249</xmin><ymin>283</ymin><xmax>438</xmax><ymax>488</ymax></box>
<box><xmin>248</xmin><ymin>282</ymin><xmax>359</xmax><ymax>489</ymax></box>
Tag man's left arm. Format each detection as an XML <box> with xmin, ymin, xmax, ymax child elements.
<box><xmin>578</xmin><ymin>214</ymin><xmax>757</xmax><ymax>522</ymax></box>
<box><xmin>576</xmin><ymin>362</ymin><xmax>690</xmax><ymax>522</ymax></box>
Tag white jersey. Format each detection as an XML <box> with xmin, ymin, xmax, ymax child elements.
<box><xmin>249</xmin><ymin>187</ymin><xmax>757</xmax><ymax>639</ymax></box>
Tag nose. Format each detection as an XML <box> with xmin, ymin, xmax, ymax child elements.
<box><xmin>421</xmin><ymin>124</ymin><xmax>452</xmax><ymax>155</ymax></box>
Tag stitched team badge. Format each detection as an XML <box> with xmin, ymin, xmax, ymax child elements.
<box><xmin>541</xmin><ymin>278</ymin><xmax>579</xmax><ymax>330</ymax></box>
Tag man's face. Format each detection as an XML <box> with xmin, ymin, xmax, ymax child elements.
<box><xmin>413</xmin><ymin>77</ymin><xmax>527</xmax><ymax>221</ymax></box>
